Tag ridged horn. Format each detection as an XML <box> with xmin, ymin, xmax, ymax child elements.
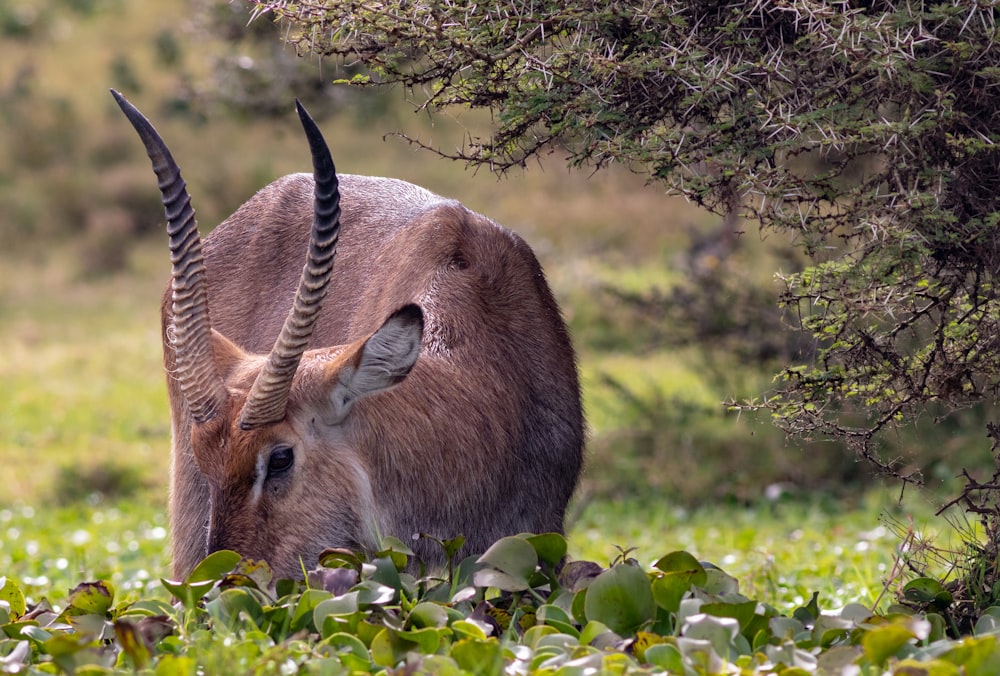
<box><xmin>111</xmin><ymin>89</ymin><xmax>227</xmax><ymax>424</ymax></box>
<box><xmin>238</xmin><ymin>100</ymin><xmax>341</xmax><ymax>430</ymax></box>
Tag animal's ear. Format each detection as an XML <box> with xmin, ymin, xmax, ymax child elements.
<box><xmin>210</xmin><ymin>329</ymin><xmax>250</xmax><ymax>379</ymax></box>
<box><xmin>324</xmin><ymin>305</ymin><xmax>424</xmax><ymax>424</ymax></box>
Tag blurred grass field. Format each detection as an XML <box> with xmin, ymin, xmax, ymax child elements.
<box><xmin>0</xmin><ymin>0</ymin><xmax>981</xmax><ymax>613</ymax></box>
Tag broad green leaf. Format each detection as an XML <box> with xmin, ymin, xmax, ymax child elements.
<box><xmin>536</xmin><ymin>604</ymin><xmax>578</xmax><ymax>637</ymax></box>
<box><xmin>354</xmin><ymin>580</ymin><xmax>396</xmax><ymax>607</ymax></box>
<box><xmin>902</xmin><ymin>578</ymin><xmax>953</xmax><ymax>610</ymax></box>
<box><xmin>474</xmin><ymin>536</ymin><xmax>538</xmax><ymax>591</ymax></box>
<box><xmin>764</xmin><ymin>641</ymin><xmax>819</xmax><ymax>671</ymax></box>
<box><xmin>356</xmin><ymin>619</ymin><xmax>385</xmax><ymax>647</ymax></box>
<box><xmin>974</xmin><ymin>606</ymin><xmax>1000</xmax><ymax>636</ymax></box>
<box><xmin>394</xmin><ymin>625</ymin><xmax>445</xmax><ymax>653</ymax></box>
<box><xmin>370</xmin><ymin>555</ymin><xmax>403</xmax><ymax>596</ymax></box>
<box><xmin>792</xmin><ymin>591</ymin><xmax>820</xmax><ymax>624</ymax></box>
<box><xmin>653</xmin><ymin>551</ymin><xmax>707</xmax><ymax>583</ymax></box>
<box><xmin>644</xmin><ymin>643</ymin><xmax>684</xmax><ymax>672</ymax></box>
<box><xmin>892</xmin><ymin>657</ymin><xmax>963</xmax><ymax>675</ymax></box>
<box><xmin>651</xmin><ymin>552</ymin><xmax>706</xmax><ymax>612</ymax></box>
<box><xmin>0</xmin><ymin>578</ymin><xmax>26</xmax><ymax>621</ymax></box>
<box><xmin>452</xmin><ymin>619</ymin><xmax>490</xmax><ymax>640</ymax></box>
<box><xmin>113</xmin><ymin>619</ymin><xmax>151</xmax><ymax>669</ymax></box>
<box><xmin>290</xmin><ymin>589</ymin><xmax>331</xmax><ymax>633</ymax></box>
<box><xmin>700</xmin><ymin>600</ymin><xmax>758</xmax><ymax>632</ymax></box>
<box><xmin>154</xmin><ymin>655</ymin><xmax>198</xmax><ymax>676</ymax></box>
<box><xmin>376</xmin><ymin>536</ymin><xmax>414</xmax><ymax>571</ymax></box>
<box><xmin>61</xmin><ymin>581</ymin><xmax>115</xmax><ymax>617</ymax></box>
<box><xmin>632</xmin><ymin>630</ymin><xmax>664</xmax><ymax>662</ymax></box>
<box><xmin>583</xmin><ymin>564</ymin><xmax>655</xmax><ymax>636</ymax></box>
<box><xmin>676</xmin><ymin>636</ymin><xmax>725</xmax><ymax>674</ymax></box>
<box><xmin>411</xmin><ymin>654</ymin><xmax>464</xmax><ymax>675</ymax></box>
<box><xmin>314</xmin><ymin>592</ymin><xmax>360</xmax><ymax>625</ymax></box>
<box><xmin>321</xmin><ymin>631</ymin><xmax>370</xmax><ymax>663</ymax></box>
<box><xmin>523</xmin><ymin>624</ymin><xmax>561</xmax><ymax>649</ymax></box>
<box><xmin>940</xmin><ymin>635</ymin><xmax>1000</xmax><ymax>672</ymax></box>
<box><xmin>926</xmin><ymin>612</ymin><xmax>948</xmax><ymax>642</ymax></box>
<box><xmin>682</xmin><ymin>613</ymin><xmax>740</xmax><ymax>659</ymax></box>
<box><xmin>227</xmin><ymin>558</ymin><xmax>273</xmax><ymax>591</ymax></box>
<box><xmin>450</xmin><ymin>637</ymin><xmax>503</xmax><ymax>675</ymax></box>
<box><xmin>525</xmin><ymin>533</ymin><xmax>568</xmax><ymax>568</ymax></box>
<box><xmin>370</xmin><ymin>627</ymin><xmax>411</xmax><ymax>668</ymax></box>
<box><xmin>861</xmin><ymin>623</ymin><xmax>917</xmax><ymax>666</ymax></box>
<box><xmin>187</xmin><ymin>550</ymin><xmax>242</xmax><ymax>584</ymax></box>
<box><xmin>206</xmin><ymin>588</ymin><xmax>264</xmax><ymax>629</ymax></box>
<box><xmin>579</xmin><ymin>620</ymin><xmax>617</xmax><ymax>648</ymax></box>
<box><xmin>408</xmin><ymin>602</ymin><xmax>450</xmax><ymax>629</ymax></box>
<box><xmin>0</xmin><ymin>640</ymin><xmax>29</xmax><ymax>671</ymax></box>
<box><xmin>769</xmin><ymin>616</ymin><xmax>806</xmax><ymax>641</ymax></box>
<box><xmin>473</xmin><ymin>568</ymin><xmax>531</xmax><ymax>593</ymax></box>
<box><xmin>159</xmin><ymin>578</ymin><xmax>214</xmax><ymax>610</ymax></box>
<box><xmin>701</xmin><ymin>567</ymin><xmax>740</xmax><ymax>597</ymax></box>
<box><xmin>812</xmin><ymin>613</ymin><xmax>854</xmax><ymax>647</ymax></box>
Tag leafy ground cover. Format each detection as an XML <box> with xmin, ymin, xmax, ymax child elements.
<box><xmin>1</xmin><ymin>526</ymin><xmax>992</xmax><ymax>675</ymax></box>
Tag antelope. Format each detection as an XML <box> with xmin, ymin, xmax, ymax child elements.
<box><xmin>111</xmin><ymin>90</ymin><xmax>584</xmax><ymax>581</ymax></box>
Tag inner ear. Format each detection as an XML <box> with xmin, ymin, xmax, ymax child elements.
<box><xmin>323</xmin><ymin>304</ymin><xmax>424</xmax><ymax>425</ymax></box>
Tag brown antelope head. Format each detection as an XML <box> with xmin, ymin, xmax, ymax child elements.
<box><xmin>112</xmin><ymin>90</ymin><xmax>584</xmax><ymax>581</ymax></box>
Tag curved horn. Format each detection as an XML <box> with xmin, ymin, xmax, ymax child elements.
<box><xmin>111</xmin><ymin>89</ymin><xmax>227</xmax><ymax>424</ymax></box>
<box><xmin>238</xmin><ymin>100</ymin><xmax>341</xmax><ymax>430</ymax></box>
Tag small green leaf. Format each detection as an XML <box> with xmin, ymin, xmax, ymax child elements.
<box><xmin>370</xmin><ymin>627</ymin><xmax>412</xmax><ymax>668</ymax></box>
<box><xmin>376</xmin><ymin>537</ymin><xmax>414</xmax><ymax>571</ymax></box>
<box><xmin>370</xmin><ymin>555</ymin><xmax>403</xmax><ymax>596</ymax></box>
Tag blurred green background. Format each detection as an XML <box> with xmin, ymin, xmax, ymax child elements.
<box><xmin>0</xmin><ymin>0</ymin><xmax>988</xmax><ymax>600</ymax></box>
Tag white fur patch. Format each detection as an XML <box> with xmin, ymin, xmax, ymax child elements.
<box><xmin>251</xmin><ymin>452</ymin><xmax>268</xmax><ymax>505</ymax></box>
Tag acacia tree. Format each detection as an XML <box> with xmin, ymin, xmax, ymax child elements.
<box><xmin>252</xmin><ymin>0</ymin><xmax>1000</xmax><ymax>612</ymax></box>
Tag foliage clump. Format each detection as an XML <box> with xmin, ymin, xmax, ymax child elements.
<box><xmin>6</xmin><ymin>535</ymin><xmax>1000</xmax><ymax>674</ymax></box>
<box><xmin>250</xmin><ymin>0</ymin><xmax>1000</xmax><ymax>473</ymax></box>
<box><xmin>251</xmin><ymin>0</ymin><xmax>1000</xmax><ymax>618</ymax></box>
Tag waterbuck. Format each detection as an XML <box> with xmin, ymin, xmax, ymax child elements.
<box><xmin>111</xmin><ymin>90</ymin><xmax>584</xmax><ymax>581</ymax></box>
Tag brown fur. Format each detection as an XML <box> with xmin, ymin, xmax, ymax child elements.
<box><xmin>164</xmin><ymin>173</ymin><xmax>583</xmax><ymax>580</ymax></box>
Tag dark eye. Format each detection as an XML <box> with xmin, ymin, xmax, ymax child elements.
<box><xmin>267</xmin><ymin>446</ymin><xmax>295</xmax><ymax>477</ymax></box>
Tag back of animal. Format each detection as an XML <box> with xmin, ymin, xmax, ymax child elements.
<box><xmin>114</xmin><ymin>90</ymin><xmax>583</xmax><ymax>580</ymax></box>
